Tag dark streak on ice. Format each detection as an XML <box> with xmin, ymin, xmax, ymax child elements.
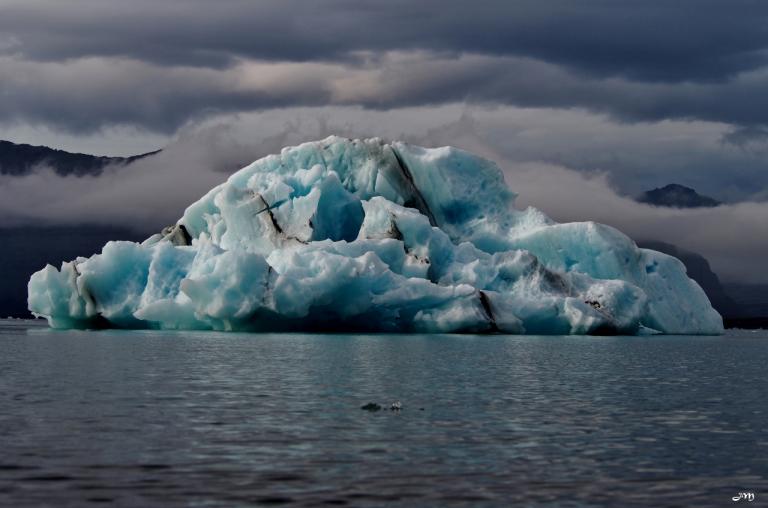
<box><xmin>178</xmin><ymin>225</ymin><xmax>192</xmax><ymax>245</ymax></box>
<box><xmin>390</xmin><ymin>147</ymin><xmax>438</xmax><ymax>228</ymax></box>
<box><xmin>389</xmin><ymin>217</ymin><xmax>404</xmax><ymax>241</ymax></box>
<box><xmin>478</xmin><ymin>290</ymin><xmax>499</xmax><ymax>332</ymax></box>
<box><xmin>258</xmin><ymin>195</ymin><xmax>284</xmax><ymax>235</ymax></box>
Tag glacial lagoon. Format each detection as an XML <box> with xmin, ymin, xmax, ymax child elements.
<box><xmin>2</xmin><ymin>320</ymin><xmax>766</xmax><ymax>506</ymax></box>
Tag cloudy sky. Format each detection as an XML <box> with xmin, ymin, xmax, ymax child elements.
<box><xmin>1</xmin><ymin>0</ymin><xmax>767</xmax><ymax>282</ymax></box>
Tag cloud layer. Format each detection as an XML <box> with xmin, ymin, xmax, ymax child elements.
<box><xmin>1</xmin><ymin>108</ymin><xmax>766</xmax><ymax>283</ymax></box>
<box><xmin>4</xmin><ymin>0</ymin><xmax>767</xmax><ymax>80</ymax></box>
<box><xmin>4</xmin><ymin>1</ymin><xmax>768</xmax><ymax>134</ymax></box>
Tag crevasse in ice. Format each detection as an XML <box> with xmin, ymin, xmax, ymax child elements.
<box><xmin>28</xmin><ymin>137</ymin><xmax>723</xmax><ymax>334</ymax></box>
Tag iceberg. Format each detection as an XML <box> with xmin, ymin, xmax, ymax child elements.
<box><xmin>28</xmin><ymin>137</ymin><xmax>723</xmax><ymax>334</ymax></box>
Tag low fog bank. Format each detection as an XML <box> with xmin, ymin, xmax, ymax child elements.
<box><xmin>1</xmin><ymin>111</ymin><xmax>766</xmax><ymax>285</ymax></box>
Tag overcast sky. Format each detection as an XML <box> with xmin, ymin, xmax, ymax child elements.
<box><xmin>1</xmin><ymin>1</ymin><xmax>767</xmax><ymax>281</ymax></box>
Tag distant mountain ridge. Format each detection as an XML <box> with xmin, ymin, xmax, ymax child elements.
<box><xmin>637</xmin><ymin>183</ymin><xmax>721</xmax><ymax>208</ymax></box>
<box><xmin>0</xmin><ymin>139</ymin><xmax>159</xmax><ymax>176</ymax></box>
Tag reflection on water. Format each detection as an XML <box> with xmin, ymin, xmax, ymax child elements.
<box><xmin>1</xmin><ymin>320</ymin><xmax>766</xmax><ymax>506</ymax></box>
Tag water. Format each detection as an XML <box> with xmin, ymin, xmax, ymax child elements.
<box><xmin>1</xmin><ymin>320</ymin><xmax>766</xmax><ymax>507</ymax></box>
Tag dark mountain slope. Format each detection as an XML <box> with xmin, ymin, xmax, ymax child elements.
<box><xmin>0</xmin><ymin>140</ymin><xmax>159</xmax><ymax>176</ymax></box>
<box><xmin>637</xmin><ymin>183</ymin><xmax>721</xmax><ymax>208</ymax></box>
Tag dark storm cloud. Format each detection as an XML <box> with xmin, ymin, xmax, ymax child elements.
<box><xmin>3</xmin><ymin>0</ymin><xmax>768</xmax><ymax>81</ymax></box>
<box><xmin>721</xmin><ymin>125</ymin><xmax>768</xmax><ymax>148</ymax></box>
<box><xmin>0</xmin><ymin>56</ymin><xmax>341</xmax><ymax>132</ymax></box>
<box><xmin>6</xmin><ymin>52</ymin><xmax>768</xmax><ymax>135</ymax></box>
<box><xmin>4</xmin><ymin>0</ymin><xmax>768</xmax><ymax>132</ymax></box>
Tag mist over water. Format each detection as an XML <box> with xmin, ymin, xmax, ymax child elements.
<box><xmin>3</xmin><ymin>111</ymin><xmax>767</xmax><ymax>284</ymax></box>
<box><xmin>2</xmin><ymin>320</ymin><xmax>766</xmax><ymax>506</ymax></box>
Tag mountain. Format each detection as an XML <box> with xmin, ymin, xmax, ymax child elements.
<box><xmin>0</xmin><ymin>140</ymin><xmax>159</xmax><ymax>176</ymax></box>
<box><xmin>723</xmin><ymin>283</ymin><xmax>768</xmax><ymax>313</ymax></box>
<box><xmin>637</xmin><ymin>183</ymin><xmax>721</xmax><ymax>208</ymax></box>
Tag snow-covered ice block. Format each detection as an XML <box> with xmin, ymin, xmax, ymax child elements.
<box><xmin>28</xmin><ymin>137</ymin><xmax>723</xmax><ymax>334</ymax></box>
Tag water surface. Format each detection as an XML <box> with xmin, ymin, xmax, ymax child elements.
<box><xmin>1</xmin><ymin>320</ymin><xmax>766</xmax><ymax>506</ymax></box>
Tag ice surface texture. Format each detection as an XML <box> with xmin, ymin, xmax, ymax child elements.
<box><xmin>28</xmin><ymin>137</ymin><xmax>723</xmax><ymax>334</ymax></box>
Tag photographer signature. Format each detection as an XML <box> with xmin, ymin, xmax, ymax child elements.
<box><xmin>733</xmin><ymin>492</ymin><xmax>755</xmax><ymax>502</ymax></box>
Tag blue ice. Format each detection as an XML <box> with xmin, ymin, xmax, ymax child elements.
<box><xmin>28</xmin><ymin>137</ymin><xmax>723</xmax><ymax>334</ymax></box>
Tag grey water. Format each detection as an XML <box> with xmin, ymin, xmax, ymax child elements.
<box><xmin>1</xmin><ymin>320</ymin><xmax>766</xmax><ymax>507</ymax></box>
